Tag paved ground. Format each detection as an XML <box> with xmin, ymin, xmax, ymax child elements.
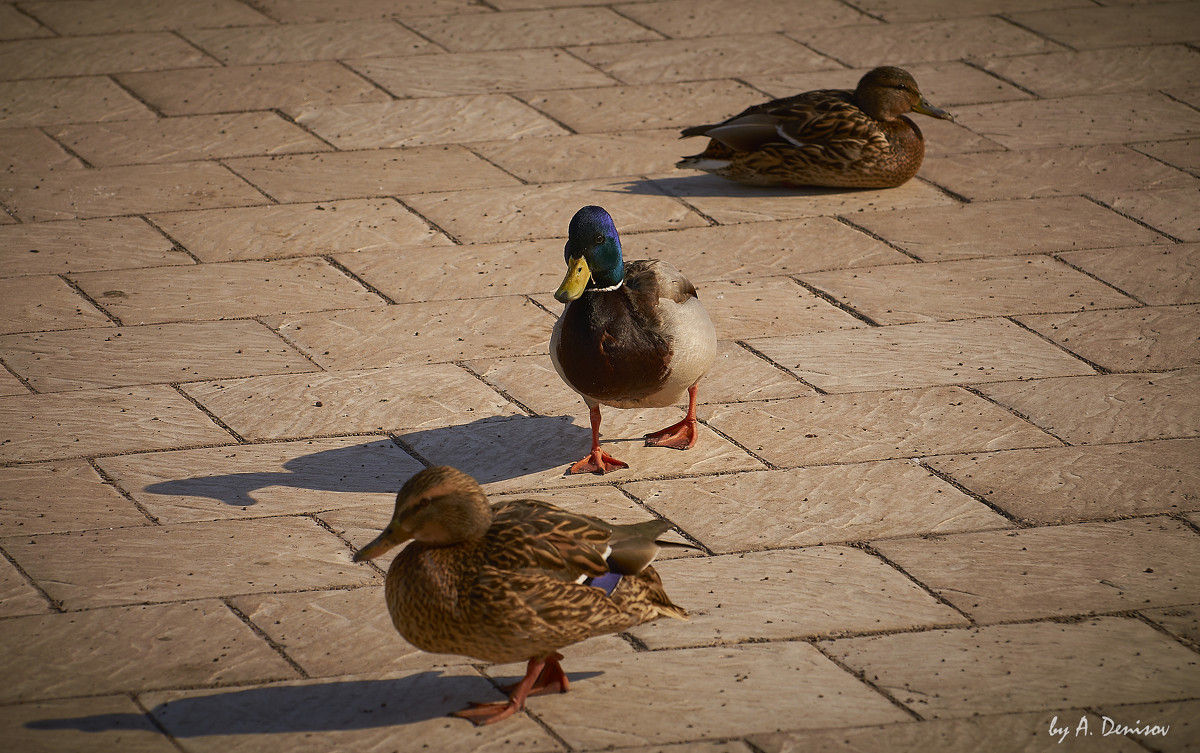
<box><xmin>1</xmin><ymin>0</ymin><xmax>1199</xmax><ymax>751</ymax></box>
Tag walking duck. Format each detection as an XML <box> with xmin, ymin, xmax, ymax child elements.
<box><xmin>550</xmin><ymin>205</ymin><xmax>717</xmax><ymax>474</ymax></box>
<box><xmin>677</xmin><ymin>66</ymin><xmax>953</xmax><ymax>188</ymax></box>
<box><xmin>353</xmin><ymin>466</ymin><xmax>687</xmax><ymax>725</ymax></box>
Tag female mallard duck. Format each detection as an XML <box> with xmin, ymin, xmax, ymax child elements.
<box><xmin>677</xmin><ymin>66</ymin><xmax>953</xmax><ymax>188</ymax></box>
<box><xmin>353</xmin><ymin>466</ymin><xmax>687</xmax><ymax>725</ymax></box>
<box><xmin>550</xmin><ymin>205</ymin><xmax>717</xmax><ymax>475</ymax></box>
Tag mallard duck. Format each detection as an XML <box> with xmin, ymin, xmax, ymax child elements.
<box><xmin>353</xmin><ymin>466</ymin><xmax>687</xmax><ymax>725</ymax></box>
<box><xmin>550</xmin><ymin>205</ymin><xmax>717</xmax><ymax>475</ymax></box>
<box><xmin>677</xmin><ymin>66</ymin><xmax>953</xmax><ymax>188</ymax></box>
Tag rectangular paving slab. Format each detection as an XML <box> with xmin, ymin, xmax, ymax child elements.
<box><xmin>926</xmin><ymin>438</ymin><xmax>1200</xmax><ymax>524</ymax></box>
<box><xmin>182</xmin><ymin>364</ymin><xmax>519</xmax><ymax>441</ymax></box>
<box><xmin>625</xmin><ymin>547</ymin><xmax>967</xmax><ymax>649</ymax></box>
<box><xmin>0</xmin><ymin>599</ymin><xmax>296</xmax><ymax>702</ymax></box>
<box><xmin>744</xmin><ymin>319</ymin><xmax>1095</xmax><ymax>392</ymax></box>
<box><xmin>705</xmin><ymin>385</ymin><xmax>1059</xmax><ymax>467</ymax></box>
<box><xmin>826</xmin><ymin>617</ymin><xmax>1200</xmax><ymax>718</ymax></box>
<box><xmin>873</xmin><ymin>518</ymin><xmax>1200</xmax><ymax>623</ymax></box>
<box><xmin>516</xmin><ymin>642</ymin><xmax>912</xmax><ymax>748</ymax></box>
<box><xmin>0</xmin><ymin>384</ymin><xmax>233</xmax><ymax>462</ymax></box>
<box><xmin>0</xmin><ymin>695</ymin><xmax>178</xmax><ymax>753</ymax></box>
<box><xmin>0</xmin><ymin>320</ymin><xmax>317</xmax><ymax>392</ymax></box>
<box><xmin>1058</xmin><ymin>244</ymin><xmax>1200</xmax><ymax>306</ymax></box>
<box><xmin>7</xmin><ymin>516</ymin><xmax>376</xmax><ymax>609</ymax></box>
<box><xmin>0</xmin><ymin>459</ymin><xmax>151</xmax><ymax>536</ymax></box>
<box><xmin>96</xmin><ymin>436</ymin><xmax>424</xmax><ymax>523</ymax></box>
<box><xmin>0</xmin><ymin>77</ymin><xmax>154</xmax><ymax>128</ymax></box>
<box><xmin>1017</xmin><ymin>304</ymin><xmax>1200</xmax><ymax>372</ymax></box>
<box><xmin>0</xmin><ymin>217</ymin><xmax>189</xmax><ymax>277</ymax></box>
<box><xmin>625</xmin><ymin>460</ymin><xmax>1011</xmax><ymax>553</ymax></box>
<box><xmin>977</xmin><ymin>368</ymin><xmax>1200</xmax><ymax>445</ymax></box>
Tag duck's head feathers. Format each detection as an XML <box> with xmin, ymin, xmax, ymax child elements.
<box><xmin>856</xmin><ymin>66</ymin><xmax>953</xmax><ymax>122</ymax></box>
<box><xmin>555</xmin><ymin>205</ymin><xmax>624</xmax><ymax>303</ymax></box>
<box><xmin>353</xmin><ymin>466</ymin><xmax>492</xmax><ymax>561</ymax></box>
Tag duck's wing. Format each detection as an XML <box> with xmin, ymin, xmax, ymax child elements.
<box><xmin>682</xmin><ymin>89</ymin><xmax>883</xmax><ymax>156</ymax></box>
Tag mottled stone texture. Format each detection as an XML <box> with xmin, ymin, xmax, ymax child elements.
<box><xmin>2</xmin><ymin>0</ymin><xmax>1197</xmax><ymax>750</ymax></box>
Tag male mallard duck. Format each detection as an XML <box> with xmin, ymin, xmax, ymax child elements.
<box><xmin>677</xmin><ymin>66</ymin><xmax>953</xmax><ymax>188</ymax></box>
<box><xmin>550</xmin><ymin>205</ymin><xmax>717</xmax><ymax>475</ymax></box>
<box><xmin>353</xmin><ymin>466</ymin><xmax>687</xmax><ymax>725</ymax></box>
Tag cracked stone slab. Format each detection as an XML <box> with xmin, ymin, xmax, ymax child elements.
<box><xmin>267</xmin><ymin>295</ymin><xmax>555</xmax><ymax>369</ymax></box>
<box><xmin>0</xmin><ymin>695</ymin><xmax>179</xmax><ymax>753</ymax></box>
<box><xmin>873</xmin><ymin>518</ymin><xmax>1200</xmax><ymax>623</ymax></box>
<box><xmin>1017</xmin><ymin>304</ymin><xmax>1200</xmax><ymax>372</ymax></box>
<box><xmin>138</xmin><ymin>667</ymin><xmax>561</xmax><ymax>753</ymax></box>
<box><xmin>182</xmin><ymin>365</ymin><xmax>519</xmax><ymax>441</ymax></box>
<box><xmin>625</xmin><ymin>547</ymin><xmax>967</xmax><ymax>649</ymax></box>
<box><xmin>0</xmin><ymin>385</ymin><xmax>233</xmax><ymax>463</ymax></box>
<box><xmin>744</xmin><ymin>319</ymin><xmax>1094</xmax><ymax>393</ymax></box>
<box><xmin>0</xmin><ymin>460</ymin><xmax>151</xmax><ymax>536</ymax></box>
<box><xmin>70</xmin><ymin>257</ymin><xmax>383</xmax><ymax>325</ymax></box>
<box><xmin>1058</xmin><ymin>244</ymin><xmax>1200</xmax><ymax>306</ymax></box>
<box><xmin>625</xmin><ymin>460</ymin><xmax>1010</xmax><ymax>553</ymax></box>
<box><xmin>827</xmin><ymin>617</ymin><xmax>1200</xmax><ymax>718</ymax></box>
<box><xmin>0</xmin><ymin>217</ymin><xmax>189</xmax><ymax>277</ymax></box>
<box><xmin>0</xmin><ymin>599</ymin><xmax>296</xmax><ymax>703</ymax></box>
<box><xmin>976</xmin><ymin>369</ymin><xmax>1200</xmax><ymax>445</ymax></box>
<box><xmin>849</xmin><ymin>196</ymin><xmax>1170</xmax><ymax>262</ymax></box>
<box><xmin>96</xmin><ymin>436</ymin><xmax>423</xmax><ymax>524</ymax></box>
<box><xmin>705</xmin><ymin>385</ymin><xmax>1059</xmax><ymax>467</ymax></box>
<box><xmin>0</xmin><ymin>320</ymin><xmax>317</xmax><ymax>392</ymax></box>
<box><xmin>926</xmin><ymin>439</ymin><xmax>1200</xmax><ymax>524</ymax></box>
<box><xmin>514</xmin><ymin>642</ymin><xmax>912</xmax><ymax>748</ymax></box>
<box><xmin>7</xmin><ymin>516</ymin><xmax>376</xmax><ymax>609</ymax></box>
<box><xmin>151</xmin><ymin>198</ymin><xmax>448</xmax><ymax>263</ymax></box>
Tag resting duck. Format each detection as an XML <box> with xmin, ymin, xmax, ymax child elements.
<box><xmin>550</xmin><ymin>205</ymin><xmax>717</xmax><ymax>474</ymax></box>
<box><xmin>677</xmin><ymin>66</ymin><xmax>953</xmax><ymax>188</ymax></box>
<box><xmin>353</xmin><ymin>466</ymin><xmax>687</xmax><ymax>725</ymax></box>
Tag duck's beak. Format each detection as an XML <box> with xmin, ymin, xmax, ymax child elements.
<box><xmin>352</xmin><ymin>521</ymin><xmax>411</xmax><ymax>563</ymax></box>
<box><xmin>914</xmin><ymin>97</ymin><xmax>954</xmax><ymax>121</ymax></box>
<box><xmin>554</xmin><ymin>255</ymin><xmax>591</xmax><ymax>303</ymax></box>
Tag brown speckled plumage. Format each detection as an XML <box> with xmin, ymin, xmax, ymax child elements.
<box><xmin>678</xmin><ymin>66</ymin><xmax>953</xmax><ymax>188</ymax></box>
<box><xmin>354</xmin><ymin>466</ymin><xmax>686</xmax><ymax>723</ymax></box>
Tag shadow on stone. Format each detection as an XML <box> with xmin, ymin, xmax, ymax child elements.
<box><xmin>142</xmin><ymin>416</ymin><xmax>589</xmax><ymax>507</ymax></box>
<box><xmin>25</xmin><ymin>670</ymin><xmax>595</xmax><ymax>736</ymax></box>
<box><xmin>608</xmin><ymin>174</ymin><xmax>873</xmax><ymax>198</ymax></box>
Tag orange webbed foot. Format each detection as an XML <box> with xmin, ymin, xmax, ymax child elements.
<box><xmin>644</xmin><ymin>418</ymin><xmax>699</xmax><ymax>450</ymax></box>
<box><xmin>567</xmin><ymin>449</ymin><xmax>629</xmax><ymax>475</ymax></box>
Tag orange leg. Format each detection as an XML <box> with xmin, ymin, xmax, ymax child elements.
<box><xmin>451</xmin><ymin>653</ymin><xmax>569</xmax><ymax>726</ymax></box>
<box><xmin>644</xmin><ymin>384</ymin><xmax>701</xmax><ymax>450</ymax></box>
<box><xmin>567</xmin><ymin>405</ymin><xmax>628</xmax><ymax>474</ymax></box>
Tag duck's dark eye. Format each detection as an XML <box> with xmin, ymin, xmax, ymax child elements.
<box><xmin>594</xmin><ymin>234</ymin><xmax>605</xmax><ymax>245</ymax></box>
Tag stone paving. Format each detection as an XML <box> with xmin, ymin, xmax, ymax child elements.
<box><xmin>0</xmin><ymin>0</ymin><xmax>1198</xmax><ymax>751</ymax></box>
